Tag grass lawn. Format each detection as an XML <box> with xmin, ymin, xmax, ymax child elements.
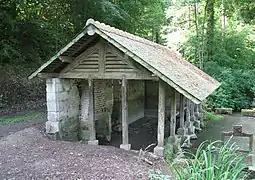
<box><xmin>0</xmin><ymin>113</ymin><xmax>41</xmax><ymax>125</ymax></box>
<box><xmin>205</xmin><ymin>111</ymin><xmax>224</xmax><ymax>121</ymax></box>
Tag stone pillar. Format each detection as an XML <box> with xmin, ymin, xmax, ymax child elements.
<box><xmin>170</xmin><ymin>89</ymin><xmax>176</xmax><ymax>137</ymax></box>
<box><xmin>88</xmin><ymin>79</ymin><xmax>98</xmax><ymax>145</ymax></box>
<box><xmin>45</xmin><ymin>78</ymin><xmax>80</xmax><ymax>141</ymax></box>
<box><xmin>80</xmin><ymin>80</ymin><xmax>90</xmax><ymax>141</ymax></box>
<box><xmin>120</xmin><ymin>76</ymin><xmax>131</xmax><ymax>150</ymax></box>
<box><xmin>154</xmin><ymin>81</ymin><xmax>165</xmax><ymax>156</ymax></box>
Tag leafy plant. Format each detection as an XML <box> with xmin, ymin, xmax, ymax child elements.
<box><xmin>172</xmin><ymin>139</ymin><xmax>250</xmax><ymax>180</ymax></box>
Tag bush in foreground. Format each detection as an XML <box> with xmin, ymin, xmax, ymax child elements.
<box><xmin>172</xmin><ymin>139</ymin><xmax>250</xmax><ymax>180</ymax></box>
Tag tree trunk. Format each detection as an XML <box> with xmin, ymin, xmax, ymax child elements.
<box><xmin>156</xmin><ymin>31</ymin><xmax>159</xmax><ymax>43</ymax></box>
<box><xmin>221</xmin><ymin>0</ymin><xmax>226</xmax><ymax>41</ymax></box>
<box><xmin>201</xmin><ymin>0</ymin><xmax>209</xmax><ymax>69</ymax></box>
<box><xmin>206</xmin><ymin>0</ymin><xmax>215</xmax><ymax>62</ymax></box>
<box><xmin>194</xmin><ymin>1</ymin><xmax>202</xmax><ymax>69</ymax></box>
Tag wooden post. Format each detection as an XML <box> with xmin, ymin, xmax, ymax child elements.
<box><xmin>188</xmin><ymin>100</ymin><xmax>197</xmax><ymax>139</ymax></box>
<box><xmin>195</xmin><ymin>104</ymin><xmax>200</xmax><ymax>117</ymax></box>
<box><xmin>154</xmin><ymin>80</ymin><xmax>165</xmax><ymax>156</ymax></box>
<box><xmin>179</xmin><ymin>94</ymin><xmax>185</xmax><ymax>128</ymax></box>
<box><xmin>170</xmin><ymin>89</ymin><xmax>176</xmax><ymax>137</ymax></box>
<box><xmin>88</xmin><ymin>79</ymin><xmax>98</xmax><ymax>145</ymax></box>
<box><xmin>199</xmin><ymin>104</ymin><xmax>205</xmax><ymax>127</ymax></box>
<box><xmin>120</xmin><ymin>76</ymin><xmax>131</xmax><ymax>150</ymax></box>
<box><xmin>190</xmin><ymin>102</ymin><xmax>195</xmax><ymax>121</ymax></box>
<box><xmin>186</xmin><ymin>99</ymin><xmax>191</xmax><ymax>124</ymax></box>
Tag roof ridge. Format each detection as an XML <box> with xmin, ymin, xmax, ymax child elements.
<box><xmin>87</xmin><ymin>19</ymin><xmax>172</xmax><ymax>52</ymax></box>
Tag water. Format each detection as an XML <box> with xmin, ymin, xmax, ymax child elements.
<box><xmin>192</xmin><ymin>113</ymin><xmax>255</xmax><ymax>167</ymax></box>
<box><xmin>104</xmin><ymin>113</ymin><xmax>255</xmax><ymax>166</ymax></box>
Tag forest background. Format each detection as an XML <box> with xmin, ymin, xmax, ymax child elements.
<box><xmin>0</xmin><ymin>0</ymin><xmax>254</xmax><ymax>114</ymax></box>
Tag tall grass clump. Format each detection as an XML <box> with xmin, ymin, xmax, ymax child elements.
<box><xmin>172</xmin><ymin>139</ymin><xmax>250</xmax><ymax>180</ymax></box>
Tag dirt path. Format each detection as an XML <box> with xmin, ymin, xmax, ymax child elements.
<box><xmin>0</xmin><ymin>126</ymin><xmax>171</xmax><ymax>179</ymax></box>
<box><xmin>0</xmin><ymin>109</ymin><xmax>46</xmax><ymax>137</ymax></box>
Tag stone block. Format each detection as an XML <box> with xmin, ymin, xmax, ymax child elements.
<box><xmin>215</xmin><ymin>108</ymin><xmax>233</xmax><ymax>115</ymax></box>
<box><xmin>80</xmin><ymin>129</ymin><xmax>90</xmax><ymax>141</ymax></box>
<box><xmin>120</xmin><ymin>144</ymin><xmax>131</xmax><ymax>151</ymax></box>
<box><xmin>47</xmin><ymin>112</ymin><xmax>60</xmax><ymax>122</ymax></box>
<box><xmin>88</xmin><ymin>140</ymin><xmax>99</xmax><ymax>145</ymax></box>
<box><xmin>154</xmin><ymin>146</ymin><xmax>164</xmax><ymax>157</ymax></box>
<box><xmin>46</xmin><ymin>121</ymin><xmax>60</xmax><ymax>134</ymax></box>
<box><xmin>47</xmin><ymin>111</ymin><xmax>67</xmax><ymax>122</ymax></box>
<box><xmin>47</xmin><ymin>101</ymin><xmax>59</xmax><ymax>112</ymax></box>
<box><xmin>241</xmin><ymin>109</ymin><xmax>255</xmax><ymax>117</ymax></box>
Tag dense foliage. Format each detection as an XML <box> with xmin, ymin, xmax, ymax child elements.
<box><xmin>0</xmin><ymin>0</ymin><xmax>167</xmax><ymax>67</ymax></box>
<box><xmin>168</xmin><ymin>0</ymin><xmax>255</xmax><ymax>110</ymax></box>
<box><xmin>0</xmin><ymin>0</ymin><xmax>254</xmax><ymax>111</ymax></box>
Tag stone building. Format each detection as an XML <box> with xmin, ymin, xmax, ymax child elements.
<box><xmin>29</xmin><ymin>19</ymin><xmax>220</xmax><ymax>156</ymax></box>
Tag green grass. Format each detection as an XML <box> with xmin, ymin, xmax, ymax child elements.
<box><xmin>205</xmin><ymin>111</ymin><xmax>224</xmax><ymax>121</ymax></box>
<box><xmin>0</xmin><ymin>113</ymin><xmax>41</xmax><ymax>125</ymax></box>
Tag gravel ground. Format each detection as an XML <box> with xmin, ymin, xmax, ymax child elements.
<box><xmin>0</xmin><ymin>126</ymin><xmax>171</xmax><ymax>180</ymax></box>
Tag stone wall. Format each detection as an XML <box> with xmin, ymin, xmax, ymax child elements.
<box><xmin>144</xmin><ymin>81</ymin><xmax>181</xmax><ymax>118</ymax></box>
<box><xmin>112</xmin><ymin>80</ymin><xmax>145</xmax><ymax>127</ymax></box>
<box><xmin>46</xmin><ymin>78</ymin><xmax>146</xmax><ymax>142</ymax></box>
<box><xmin>94</xmin><ymin>80</ymin><xmax>114</xmax><ymax>139</ymax></box>
<box><xmin>46</xmin><ymin>78</ymin><xmax>80</xmax><ymax>141</ymax></box>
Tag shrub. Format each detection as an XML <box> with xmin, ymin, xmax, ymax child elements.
<box><xmin>172</xmin><ymin>139</ymin><xmax>250</xmax><ymax>180</ymax></box>
<box><xmin>204</xmin><ymin>112</ymin><xmax>224</xmax><ymax>121</ymax></box>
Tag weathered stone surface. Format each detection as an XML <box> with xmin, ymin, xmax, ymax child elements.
<box><xmin>215</xmin><ymin>108</ymin><xmax>233</xmax><ymax>114</ymax></box>
<box><xmin>153</xmin><ymin>146</ymin><xmax>164</xmax><ymax>157</ymax></box>
<box><xmin>46</xmin><ymin>121</ymin><xmax>59</xmax><ymax>134</ymax></box>
<box><xmin>120</xmin><ymin>144</ymin><xmax>131</xmax><ymax>151</ymax></box>
<box><xmin>46</xmin><ymin>78</ymin><xmax>80</xmax><ymax>141</ymax></box>
<box><xmin>241</xmin><ymin>108</ymin><xmax>255</xmax><ymax>117</ymax></box>
<box><xmin>88</xmin><ymin>140</ymin><xmax>99</xmax><ymax>145</ymax></box>
<box><xmin>59</xmin><ymin>117</ymin><xmax>79</xmax><ymax>141</ymax></box>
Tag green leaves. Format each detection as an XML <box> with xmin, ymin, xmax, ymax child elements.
<box><xmin>172</xmin><ymin>140</ymin><xmax>250</xmax><ymax>180</ymax></box>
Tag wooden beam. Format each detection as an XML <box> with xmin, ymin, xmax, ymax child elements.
<box><xmin>157</xmin><ymin>80</ymin><xmax>165</xmax><ymax>147</ymax></box>
<box><xmin>98</xmin><ymin>40</ymin><xmax>106</xmax><ymax>73</ymax></box>
<box><xmin>179</xmin><ymin>94</ymin><xmax>185</xmax><ymax>128</ymax></box>
<box><xmin>186</xmin><ymin>99</ymin><xmax>191</xmax><ymax>123</ymax></box>
<box><xmin>170</xmin><ymin>88</ymin><xmax>176</xmax><ymax>137</ymax></box>
<box><xmin>70</xmin><ymin>36</ymin><xmax>97</xmax><ymax>56</ymax></box>
<box><xmin>88</xmin><ymin>78</ymin><xmax>96</xmax><ymax>141</ymax></box>
<box><xmin>121</xmin><ymin>76</ymin><xmax>128</xmax><ymax>145</ymax></box>
<box><xmin>61</xmin><ymin>43</ymin><xmax>100</xmax><ymax>73</ymax></box>
<box><xmin>38</xmin><ymin>72</ymin><xmax>158</xmax><ymax>80</ymax></box>
<box><xmin>58</xmin><ymin>56</ymin><xmax>74</xmax><ymax>63</ymax></box>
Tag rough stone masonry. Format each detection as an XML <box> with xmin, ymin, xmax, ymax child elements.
<box><xmin>45</xmin><ymin>78</ymin><xmax>80</xmax><ymax>141</ymax></box>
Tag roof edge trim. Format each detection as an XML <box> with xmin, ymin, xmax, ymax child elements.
<box><xmin>28</xmin><ymin>30</ymin><xmax>87</xmax><ymax>79</ymax></box>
